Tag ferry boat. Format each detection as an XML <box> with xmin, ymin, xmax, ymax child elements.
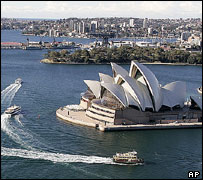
<box><xmin>23</xmin><ymin>45</ymin><xmax>42</xmax><ymax>50</ymax></box>
<box><xmin>113</xmin><ymin>151</ymin><xmax>144</xmax><ymax>164</ymax></box>
<box><xmin>15</xmin><ymin>78</ymin><xmax>23</xmax><ymax>84</ymax></box>
<box><xmin>4</xmin><ymin>105</ymin><xmax>21</xmax><ymax>116</ymax></box>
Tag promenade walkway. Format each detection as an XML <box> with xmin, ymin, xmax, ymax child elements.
<box><xmin>56</xmin><ymin>106</ymin><xmax>202</xmax><ymax>132</ymax></box>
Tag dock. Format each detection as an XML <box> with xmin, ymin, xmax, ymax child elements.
<box><xmin>56</xmin><ymin>107</ymin><xmax>202</xmax><ymax>132</ymax></box>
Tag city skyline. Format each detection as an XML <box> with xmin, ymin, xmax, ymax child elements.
<box><xmin>1</xmin><ymin>1</ymin><xmax>202</xmax><ymax>19</ymax></box>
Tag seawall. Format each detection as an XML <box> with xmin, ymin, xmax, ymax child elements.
<box><xmin>56</xmin><ymin>107</ymin><xmax>202</xmax><ymax>132</ymax></box>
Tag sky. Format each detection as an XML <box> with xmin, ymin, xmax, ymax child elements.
<box><xmin>1</xmin><ymin>1</ymin><xmax>202</xmax><ymax>19</ymax></box>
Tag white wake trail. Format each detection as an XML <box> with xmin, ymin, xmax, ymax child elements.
<box><xmin>1</xmin><ymin>83</ymin><xmax>16</xmax><ymax>95</ymax></box>
<box><xmin>1</xmin><ymin>113</ymin><xmax>34</xmax><ymax>150</ymax></box>
<box><xmin>1</xmin><ymin>113</ymin><xmax>51</xmax><ymax>151</ymax></box>
<box><xmin>1</xmin><ymin>83</ymin><xmax>18</xmax><ymax>103</ymax></box>
<box><xmin>1</xmin><ymin>83</ymin><xmax>21</xmax><ymax>107</ymax></box>
<box><xmin>1</xmin><ymin>147</ymin><xmax>115</xmax><ymax>165</ymax></box>
<box><xmin>1</xmin><ymin>81</ymin><xmax>118</xmax><ymax>166</ymax></box>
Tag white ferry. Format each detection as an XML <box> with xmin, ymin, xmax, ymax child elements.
<box><xmin>15</xmin><ymin>78</ymin><xmax>23</xmax><ymax>84</ymax></box>
<box><xmin>5</xmin><ymin>105</ymin><xmax>21</xmax><ymax>116</ymax></box>
<box><xmin>23</xmin><ymin>45</ymin><xmax>42</xmax><ymax>50</ymax></box>
<box><xmin>113</xmin><ymin>151</ymin><xmax>144</xmax><ymax>164</ymax></box>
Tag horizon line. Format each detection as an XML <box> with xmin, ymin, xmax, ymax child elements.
<box><xmin>2</xmin><ymin>17</ymin><xmax>202</xmax><ymax>20</ymax></box>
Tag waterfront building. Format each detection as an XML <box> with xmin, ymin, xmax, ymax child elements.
<box><xmin>77</xmin><ymin>61</ymin><xmax>202</xmax><ymax>126</ymax></box>
<box><xmin>109</xmin><ymin>41</ymin><xmax>135</xmax><ymax>48</ymax></box>
<box><xmin>135</xmin><ymin>41</ymin><xmax>157</xmax><ymax>48</ymax></box>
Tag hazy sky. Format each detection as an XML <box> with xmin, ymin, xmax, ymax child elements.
<box><xmin>1</xmin><ymin>1</ymin><xmax>202</xmax><ymax>19</ymax></box>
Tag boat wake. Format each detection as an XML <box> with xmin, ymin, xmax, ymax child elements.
<box><xmin>1</xmin><ymin>112</ymin><xmax>119</xmax><ymax>165</ymax></box>
<box><xmin>1</xmin><ymin>82</ymin><xmax>119</xmax><ymax>166</ymax></box>
<box><xmin>1</xmin><ymin>113</ymin><xmax>41</xmax><ymax>150</ymax></box>
<box><xmin>1</xmin><ymin>147</ymin><xmax>115</xmax><ymax>165</ymax></box>
<box><xmin>1</xmin><ymin>82</ymin><xmax>22</xmax><ymax>108</ymax></box>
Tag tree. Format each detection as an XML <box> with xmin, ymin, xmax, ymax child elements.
<box><xmin>60</xmin><ymin>49</ymin><xmax>69</xmax><ymax>58</ymax></box>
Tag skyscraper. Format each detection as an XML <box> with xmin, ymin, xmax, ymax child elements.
<box><xmin>91</xmin><ymin>21</ymin><xmax>98</xmax><ymax>29</ymax></box>
<box><xmin>91</xmin><ymin>21</ymin><xmax>98</xmax><ymax>33</ymax></box>
<box><xmin>129</xmin><ymin>19</ymin><xmax>134</xmax><ymax>27</ymax></box>
<box><xmin>69</xmin><ymin>20</ymin><xmax>74</xmax><ymax>32</ymax></box>
<box><xmin>143</xmin><ymin>18</ymin><xmax>148</xmax><ymax>29</ymax></box>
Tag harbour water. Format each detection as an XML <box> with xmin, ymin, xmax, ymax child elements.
<box><xmin>1</xmin><ymin>30</ymin><xmax>202</xmax><ymax>179</ymax></box>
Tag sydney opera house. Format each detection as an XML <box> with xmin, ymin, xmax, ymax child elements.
<box><xmin>78</xmin><ymin>61</ymin><xmax>202</xmax><ymax>125</ymax></box>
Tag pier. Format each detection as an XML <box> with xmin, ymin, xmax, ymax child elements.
<box><xmin>1</xmin><ymin>42</ymin><xmax>23</xmax><ymax>49</ymax></box>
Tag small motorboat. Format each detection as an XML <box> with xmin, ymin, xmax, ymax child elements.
<box><xmin>113</xmin><ymin>151</ymin><xmax>144</xmax><ymax>164</ymax></box>
<box><xmin>197</xmin><ymin>86</ymin><xmax>202</xmax><ymax>94</ymax></box>
<box><xmin>15</xmin><ymin>78</ymin><xmax>23</xmax><ymax>84</ymax></box>
<box><xmin>5</xmin><ymin>105</ymin><xmax>21</xmax><ymax>116</ymax></box>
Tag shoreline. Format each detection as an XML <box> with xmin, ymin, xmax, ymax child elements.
<box><xmin>56</xmin><ymin>108</ymin><xmax>202</xmax><ymax>132</ymax></box>
<box><xmin>40</xmin><ymin>59</ymin><xmax>202</xmax><ymax>66</ymax></box>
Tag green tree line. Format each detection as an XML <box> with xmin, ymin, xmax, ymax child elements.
<box><xmin>43</xmin><ymin>46</ymin><xmax>202</xmax><ymax>64</ymax></box>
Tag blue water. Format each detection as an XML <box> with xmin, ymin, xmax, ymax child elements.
<box><xmin>1</xmin><ymin>30</ymin><xmax>202</xmax><ymax>179</ymax></box>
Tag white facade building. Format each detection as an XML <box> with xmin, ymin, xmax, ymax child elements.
<box><xmin>143</xmin><ymin>18</ymin><xmax>148</xmax><ymax>28</ymax></box>
<box><xmin>129</xmin><ymin>19</ymin><xmax>134</xmax><ymax>27</ymax></box>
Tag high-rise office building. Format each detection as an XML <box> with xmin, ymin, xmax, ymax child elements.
<box><xmin>129</xmin><ymin>19</ymin><xmax>134</xmax><ymax>27</ymax></box>
<box><xmin>91</xmin><ymin>21</ymin><xmax>98</xmax><ymax>29</ymax></box>
<box><xmin>91</xmin><ymin>23</ymin><xmax>96</xmax><ymax>33</ymax></box>
<box><xmin>91</xmin><ymin>21</ymin><xmax>98</xmax><ymax>33</ymax></box>
<box><xmin>143</xmin><ymin>18</ymin><xmax>148</xmax><ymax>28</ymax></box>
<box><xmin>69</xmin><ymin>20</ymin><xmax>74</xmax><ymax>32</ymax></box>
<box><xmin>100</xmin><ymin>19</ymin><xmax>105</xmax><ymax>29</ymax></box>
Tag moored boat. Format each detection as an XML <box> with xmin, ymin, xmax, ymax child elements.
<box><xmin>113</xmin><ymin>151</ymin><xmax>144</xmax><ymax>164</ymax></box>
<box><xmin>4</xmin><ymin>105</ymin><xmax>21</xmax><ymax>116</ymax></box>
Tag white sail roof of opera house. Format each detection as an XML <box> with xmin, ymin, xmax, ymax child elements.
<box><xmin>190</xmin><ymin>96</ymin><xmax>202</xmax><ymax>110</ymax></box>
<box><xmin>84</xmin><ymin>80</ymin><xmax>101</xmax><ymax>98</ymax></box>
<box><xmin>129</xmin><ymin>61</ymin><xmax>163</xmax><ymax>112</ymax></box>
<box><xmin>99</xmin><ymin>73</ymin><xmax>114</xmax><ymax>83</ymax></box>
<box><xmin>161</xmin><ymin>81</ymin><xmax>186</xmax><ymax>108</ymax></box>
<box><xmin>115</xmin><ymin>74</ymin><xmax>154</xmax><ymax>111</ymax></box>
<box><xmin>123</xmin><ymin>88</ymin><xmax>141</xmax><ymax>109</ymax></box>
<box><xmin>111</xmin><ymin>62</ymin><xmax>128</xmax><ymax>80</ymax></box>
<box><xmin>101</xmin><ymin>82</ymin><xmax>127</xmax><ymax>107</ymax></box>
<box><xmin>82</xmin><ymin>61</ymin><xmax>188</xmax><ymax>112</ymax></box>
